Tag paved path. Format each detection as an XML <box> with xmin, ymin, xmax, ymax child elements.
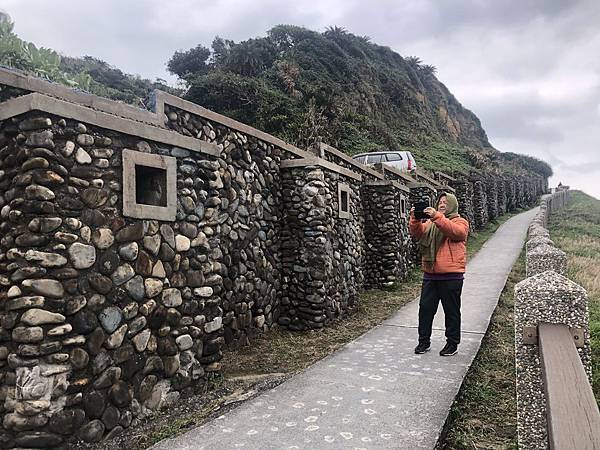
<box><xmin>153</xmin><ymin>208</ymin><xmax>537</xmax><ymax>450</ymax></box>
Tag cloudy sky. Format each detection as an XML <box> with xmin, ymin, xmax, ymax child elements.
<box><xmin>4</xmin><ymin>0</ymin><xmax>600</xmax><ymax>198</ymax></box>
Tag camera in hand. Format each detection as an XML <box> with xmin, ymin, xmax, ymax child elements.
<box><xmin>413</xmin><ymin>201</ymin><xmax>430</xmax><ymax>220</ymax></box>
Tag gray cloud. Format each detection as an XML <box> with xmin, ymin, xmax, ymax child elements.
<box><xmin>3</xmin><ymin>0</ymin><xmax>600</xmax><ymax>198</ymax></box>
<box><xmin>476</xmin><ymin>94</ymin><xmax>567</xmax><ymax>143</ymax></box>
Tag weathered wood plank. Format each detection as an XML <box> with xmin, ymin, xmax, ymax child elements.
<box><xmin>539</xmin><ymin>323</ymin><xmax>600</xmax><ymax>450</ymax></box>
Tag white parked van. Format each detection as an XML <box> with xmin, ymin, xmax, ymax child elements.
<box><xmin>352</xmin><ymin>151</ymin><xmax>417</xmax><ymax>173</ymax></box>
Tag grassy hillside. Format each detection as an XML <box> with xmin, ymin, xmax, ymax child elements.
<box><xmin>169</xmin><ymin>25</ymin><xmax>552</xmax><ymax>178</ymax></box>
<box><xmin>548</xmin><ymin>190</ymin><xmax>600</xmax><ymax>401</ymax></box>
<box><xmin>0</xmin><ymin>13</ymin><xmax>551</xmax><ymax>179</ymax></box>
<box><xmin>175</xmin><ymin>26</ymin><xmax>490</xmax><ymax>153</ymax></box>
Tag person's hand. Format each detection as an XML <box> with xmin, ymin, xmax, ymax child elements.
<box><xmin>424</xmin><ymin>207</ymin><xmax>437</xmax><ymax>218</ymax></box>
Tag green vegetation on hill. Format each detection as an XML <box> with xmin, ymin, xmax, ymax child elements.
<box><xmin>170</xmin><ymin>26</ymin><xmax>491</xmax><ymax>156</ymax></box>
<box><xmin>0</xmin><ymin>12</ymin><xmax>551</xmax><ymax>179</ymax></box>
<box><xmin>167</xmin><ymin>25</ymin><xmax>551</xmax><ymax>178</ymax></box>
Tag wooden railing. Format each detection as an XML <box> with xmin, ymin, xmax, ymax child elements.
<box><xmin>515</xmin><ymin>188</ymin><xmax>600</xmax><ymax>449</ymax></box>
<box><xmin>538</xmin><ymin>323</ymin><xmax>600</xmax><ymax>449</ymax></box>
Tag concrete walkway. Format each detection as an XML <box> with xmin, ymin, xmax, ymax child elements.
<box><xmin>152</xmin><ymin>208</ymin><xmax>537</xmax><ymax>450</ymax></box>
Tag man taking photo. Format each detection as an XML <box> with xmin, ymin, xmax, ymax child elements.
<box><xmin>409</xmin><ymin>193</ymin><xmax>469</xmax><ymax>356</ymax></box>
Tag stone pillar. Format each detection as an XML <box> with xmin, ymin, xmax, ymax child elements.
<box><xmin>0</xmin><ymin>116</ymin><xmax>76</xmax><ymax>447</ymax></box>
<box><xmin>528</xmin><ymin>223</ymin><xmax>550</xmax><ymax>239</ymax></box>
<box><xmin>397</xmin><ymin>192</ymin><xmax>413</xmax><ymax>278</ymax></box>
<box><xmin>409</xmin><ymin>183</ymin><xmax>437</xmax><ymax>207</ymax></box>
<box><xmin>514</xmin><ymin>270</ymin><xmax>591</xmax><ymax>450</ymax></box>
<box><xmin>326</xmin><ymin>171</ymin><xmax>364</xmax><ymax>318</ymax></box>
<box><xmin>497</xmin><ymin>176</ymin><xmax>507</xmax><ymax>215</ymax></box>
<box><xmin>362</xmin><ymin>183</ymin><xmax>404</xmax><ymax>288</ymax></box>
<box><xmin>506</xmin><ymin>178</ymin><xmax>517</xmax><ymax>212</ymax></box>
<box><xmin>525</xmin><ymin>179</ymin><xmax>535</xmax><ymax>206</ymax></box>
<box><xmin>526</xmin><ymin>243</ymin><xmax>567</xmax><ymax>277</ymax></box>
<box><xmin>472</xmin><ymin>179</ymin><xmax>488</xmax><ymax>229</ymax></box>
<box><xmin>525</xmin><ymin>236</ymin><xmax>554</xmax><ymax>254</ymax></box>
<box><xmin>516</xmin><ymin>178</ymin><xmax>526</xmax><ymax>208</ymax></box>
<box><xmin>280</xmin><ymin>167</ymin><xmax>364</xmax><ymax>330</ymax></box>
<box><xmin>362</xmin><ymin>183</ymin><xmax>397</xmax><ymax>287</ymax></box>
<box><xmin>280</xmin><ymin>167</ymin><xmax>332</xmax><ymax>330</ymax></box>
<box><xmin>450</xmin><ymin>179</ymin><xmax>474</xmax><ymax>233</ymax></box>
<box><xmin>485</xmin><ymin>176</ymin><xmax>499</xmax><ymax>221</ymax></box>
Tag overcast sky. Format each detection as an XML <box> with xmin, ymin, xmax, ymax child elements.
<box><xmin>4</xmin><ymin>0</ymin><xmax>600</xmax><ymax>198</ymax></box>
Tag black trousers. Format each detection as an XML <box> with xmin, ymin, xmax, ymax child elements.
<box><xmin>418</xmin><ymin>279</ymin><xmax>463</xmax><ymax>345</ymax></box>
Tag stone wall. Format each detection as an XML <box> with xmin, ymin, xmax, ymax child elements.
<box><xmin>0</xmin><ymin>68</ymin><xmax>548</xmax><ymax>446</ymax></box>
<box><xmin>472</xmin><ymin>178</ymin><xmax>489</xmax><ymax>229</ymax></box>
<box><xmin>0</xmin><ymin>111</ymin><xmax>230</xmax><ymax>446</ymax></box>
<box><xmin>451</xmin><ymin>179</ymin><xmax>474</xmax><ymax>232</ymax></box>
<box><xmin>516</xmin><ymin>178</ymin><xmax>526</xmax><ymax>208</ymax></box>
<box><xmin>279</xmin><ymin>167</ymin><xmax>364</xmax><ymax>330</ymax></box>
<box><xmin>362</xmin><ymin>183</ymin><xmax>408</xmax><ymax>288</ymax></box>
<box><xmin>497</xmin><ymin>176</ymin><xmax>507</xmax><ymax>215</ymax></box>
<box><xmin>162</xmin><ymin>104</ymin><xmax>284</xmax><ymax>348</ymax></box>
<box><xmin>505</xmin><ymin>178</ymin><xmax>517</xmax><ymax>212</ymax></box>
<box><xmin>484</xmin><ymin>176</ymin><xmax>499</xmax><ymax>221</ymax></box>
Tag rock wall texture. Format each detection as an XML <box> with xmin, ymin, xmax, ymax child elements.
<box><xmin>163</xmin><ymin>104</ymin><xmax>283</xmax><ymax>349</ymax></box>
<box><xmin>0</xmin><ymin>112</ymin><xmax>231</xmax><ymax>446</ymax></box>
<box><xmin>485</xmin><ymin>177</ymin><xmax>499</xmax><ymax>221</ymax></box>
<box><xmin>0</xmin><ymin>69</ymin><xmax>546</xmax><ymax>446</ymax></box>
<box><xmin>362</xmin><ymin>183</ymin><xmax>411</xmax><ymax>287</ymax></box>
<box><xmin>450</xmin><ymin>179</ymin><xmax>474</xmax><ymax>232</ymax></box>
<box><xmin>472</xmin><ymin>178</ymin><xmax>489</xmax><ymax>229</ymax></box>
<box><xmin>278</xmin><ymin>168</ymin><xmax>364</xmax><ymax>330</ymax></box>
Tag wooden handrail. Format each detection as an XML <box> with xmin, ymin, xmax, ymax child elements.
<box><xmin>539</xmin><ymin>323</ymin><xmax>600</xmax><ymax>450</ymax></box>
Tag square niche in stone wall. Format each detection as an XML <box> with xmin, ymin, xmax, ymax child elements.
<box><xmin>338</xmin><ymin>183</ymin><xmax>351</xmax><ymax>219</ymax></box>
<box><xmin>122</xmin><ymin>149</ymin><xmax>177</xmax><ymax>221</ymax></box>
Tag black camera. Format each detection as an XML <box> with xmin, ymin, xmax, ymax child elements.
<box><xmin>413</xmin><ymin>201</ymin><xmax>430</xmax><ymax>220</ymax></box>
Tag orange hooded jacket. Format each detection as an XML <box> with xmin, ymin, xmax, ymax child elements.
<box><xmin>409</xmin><ymin>211</ymin><xmax>469</xmax><ymax>274</ymax></box>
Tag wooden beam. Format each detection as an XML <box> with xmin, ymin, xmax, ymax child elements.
<box><xmin>539</xmin><ymin>323</ymin><xmax>600</xmax><ymax>450</ymax></box>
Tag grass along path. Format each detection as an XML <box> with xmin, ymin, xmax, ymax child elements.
<box><xmin>222</xmin><ymin>211</ymin><xmax>518</xmax><ymax>377</ymax></box>
<box><xmin>440</xmin><ymin>251</ymin><xmax>524</xmax><ymax>450</ymax></box>
<box><xmin>548</xmin><ymin>190</ymin><xmax>600</xmax><ymax>402</ymax></box>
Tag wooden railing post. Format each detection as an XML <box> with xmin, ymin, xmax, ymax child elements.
<box><xmin>513</xmin><ymin>187</ymin><xmax>600</xmax><ymax>450</ymax></box>
<box><xmin>539</xmin><ymin>323</ymin><xmax>600</xmax><ymax>449</ymax></box>
<box><xmin>515</xmin><ymin>270</ymin><xmax>592</xmax><ymax>449</ymax></box>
